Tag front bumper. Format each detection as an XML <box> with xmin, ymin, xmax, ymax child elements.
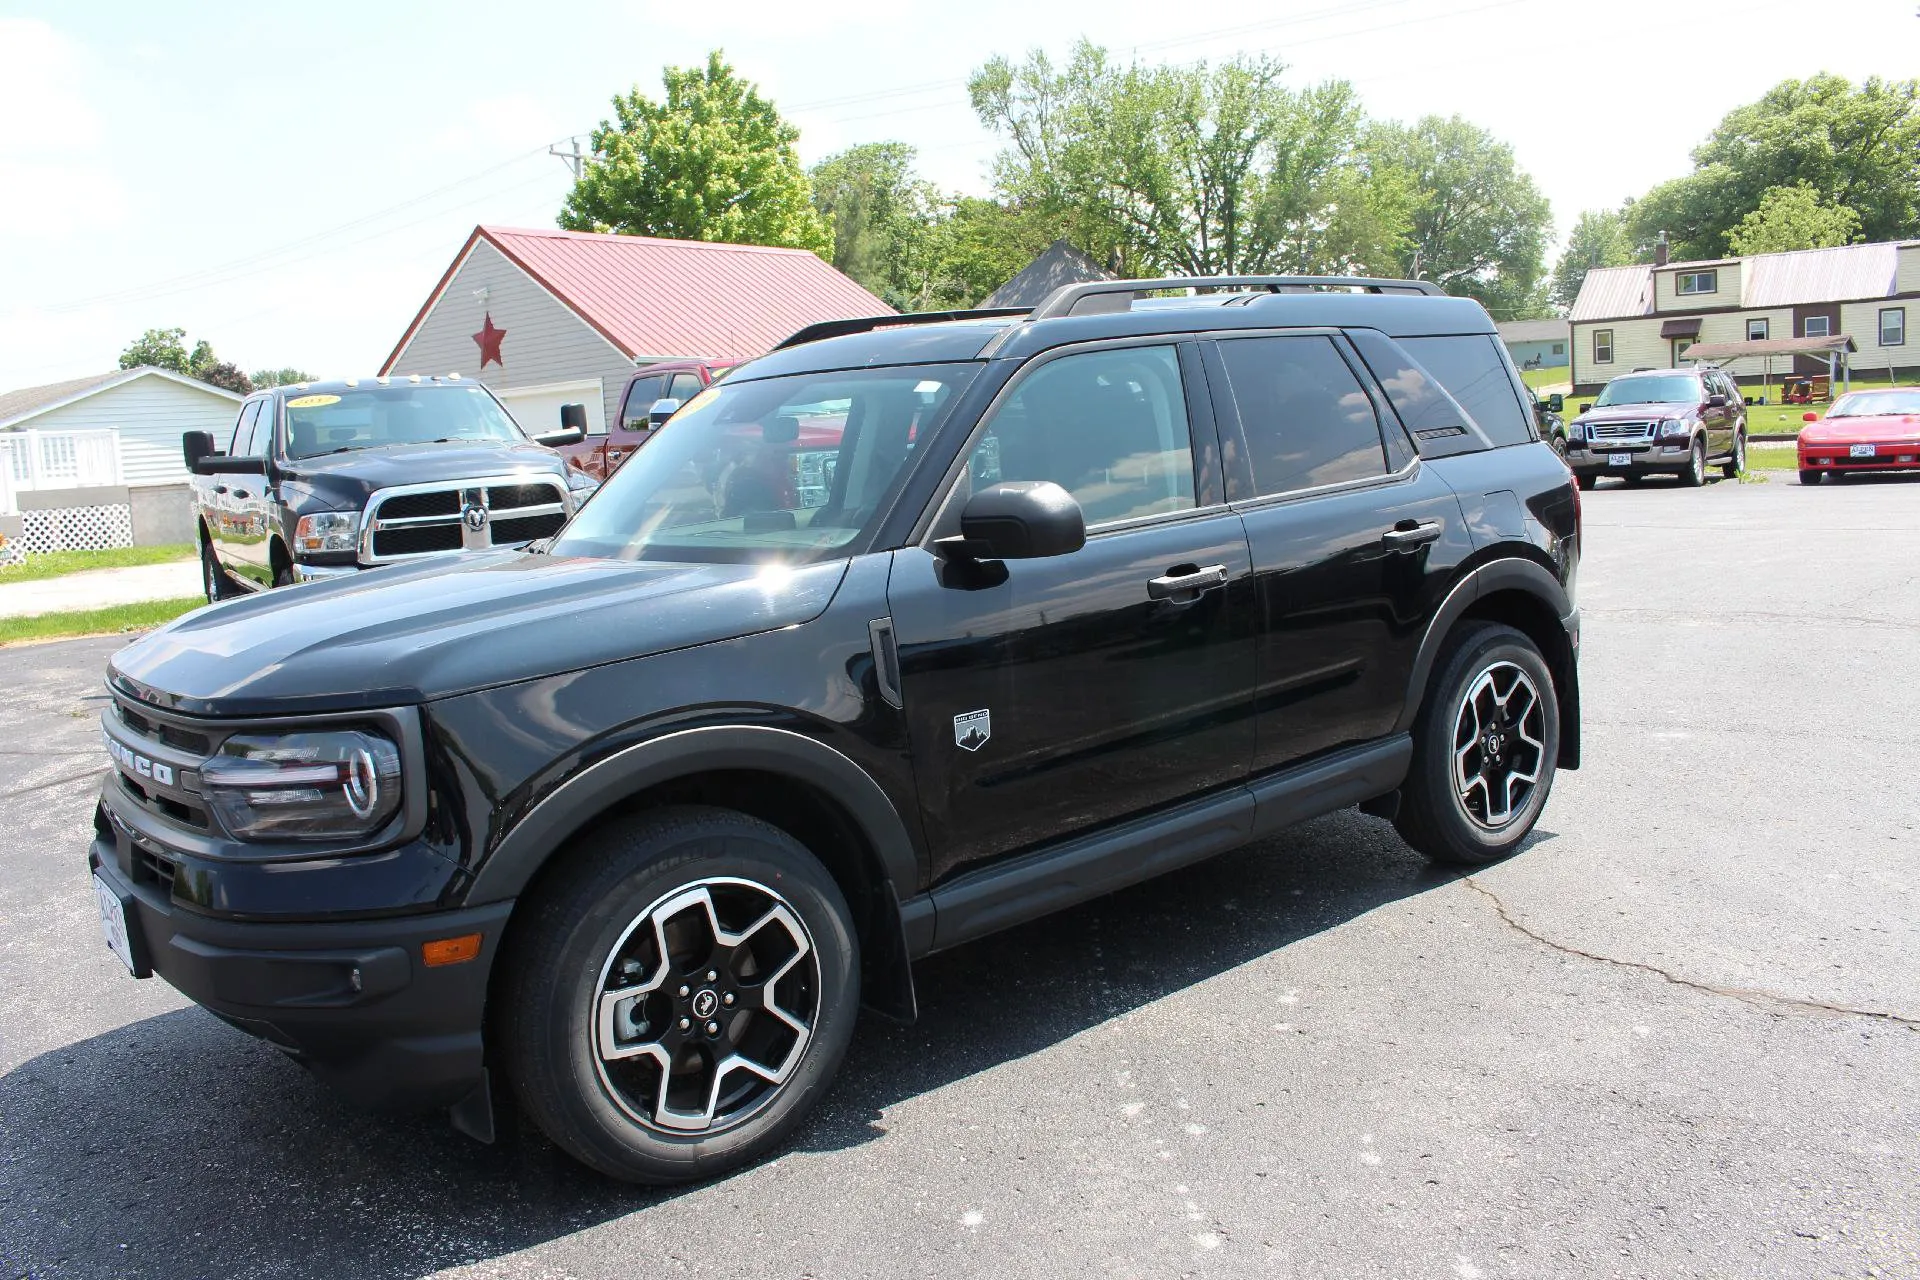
<box><xmin>88</xmin><ymin>822</ymin><xmax>511</xmax><ymax>1112</ymax></box>
<box><xmin>1799</xmin><ymin>444</ymin><xmax>1920</xmax><ymax>474</ymax></box>
<box><xmin>290</xmin><ymin>561</ymin><xmax>363</xmax><ymax>584</ymax></box>
<box><xmin>1566</xmin><ymin>440</ymin><xmax>1696</xmax><ymax>476</ymax></box>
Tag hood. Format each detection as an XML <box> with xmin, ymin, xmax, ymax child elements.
<box><xmin>280</xmin><ymin>440</ymin><xmax>571</xmax><ymax>507</ymax></box>
<box><xmin>1800</xmin><ymin>413</ymin><xmax>1920</xmax><ymax>444</ymax></box>
<box><xmin>1575</xmin><ymin>400</ymin><xmax>1696</xmax><ymax>424</ymax></box>
<box><xmin>109</xmin><ymin>552</ymin><xmax>849</xmax><ymax>716</ymax></box>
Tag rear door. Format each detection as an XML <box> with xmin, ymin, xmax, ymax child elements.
<box><xmin>209</xmin><ymin>399</ymin><xmax>264</xmax><ymax>579</ymax></box>
<box><xmin>886</xmin><ymin>341</ymin><xmax>1256</xmax><ymax>884</ymax></box>
<box><xmin>1206</xmin><ymin>331</ymin><xmax>1472</xmax><ymax>773</ymax></box>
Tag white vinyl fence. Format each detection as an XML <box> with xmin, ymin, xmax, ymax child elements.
<box><xmin>0</xmin><ymin>429</ymin><xmax>127</xmax><ymax>515</ymax></box>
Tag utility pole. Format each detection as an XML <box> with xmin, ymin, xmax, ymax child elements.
<box><xmin>548</xmin><ymin>137</ymin><xmax>588</xmax><ymax>181</ymax></box>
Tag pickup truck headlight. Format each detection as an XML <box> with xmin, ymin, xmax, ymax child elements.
<box><xmin>565</xmin><ymin>468</ymin><xmax>599</xmax><ymax>512</ymax></box>
<box><xmin>201</xmin><ymin>730</ymin><xmax>402</xmax><ymax>840</ymax></box>
<box><xmin>1659</xmin><ymin>417</ymin><xmax>1690</xmax><ymax>440</ymax></box>
<box><xmin>294</xmin><ymin>511</ymin><xmax>360</xmax><ymax>555</ymax></box>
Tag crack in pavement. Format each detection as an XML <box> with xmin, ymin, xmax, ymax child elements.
<box><xmin>1461</xmin><ymin>877</ymin><xmax>1920</xmax><ymax>1029</ymax></box>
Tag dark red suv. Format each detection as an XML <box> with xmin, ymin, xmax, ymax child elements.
<box><xmin>557</xmin><ymin>359</ymin><xmax>738</xmax><ymax>480</ymax></box>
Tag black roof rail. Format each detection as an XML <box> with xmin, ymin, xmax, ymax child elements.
<box><xmin>773</xmin><ymin>308</ymin><xmax>1031</xmax><ymax>351</ymax></box>
<box><xmin>1028</xmin><ymin>274</ymin><xmax>1445</xmax><ymax>320</ymax></box>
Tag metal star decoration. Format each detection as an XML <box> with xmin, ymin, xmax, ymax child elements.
<box><xmin>473</xmin><ymin>313</ymin><xmax>507</xmax><ymax>368</ymax></box>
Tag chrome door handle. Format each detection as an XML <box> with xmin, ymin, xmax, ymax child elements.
<box><xmin>1147</xmin><ymin>564</ymin><xmax>1228</xmax><ymax>600</ymax></box>
<box><xmin>1381</xmin><ymin>519</ymin><xmax>1442</xmax><ymax>550</ymax></box>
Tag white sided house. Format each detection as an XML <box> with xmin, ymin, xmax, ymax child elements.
<box><xmin>0</xmin><ymin>366</ymin><xmax>243</xmax><ymax>549</ymax></box>
<box><xmin>380</xmin><ymin>225</ymin><xmax>891</xmax><ymax>435</ymax></box>
<box><xmin>1569</xmin><ymin>240</ymin><xmax>1920</xmax><ymax>394</ymax></box>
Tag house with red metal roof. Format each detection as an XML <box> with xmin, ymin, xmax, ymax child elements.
<box><xmin>380</xmin><ymin>225</ymin><xmax>891</xmax><ymax>434</ymax></box>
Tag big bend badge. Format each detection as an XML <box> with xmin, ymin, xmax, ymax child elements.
<box><xmin>953</xmin><ymin>708</ymin><xmax>991</xmax><ymax>752</ymax></box>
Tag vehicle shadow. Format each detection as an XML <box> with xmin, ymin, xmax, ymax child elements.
<box><xmin>0</xmin><ymin>808</ymin><xmax>1486</xmax><ymax>1280</ymax></box>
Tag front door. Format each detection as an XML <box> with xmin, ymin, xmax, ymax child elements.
<box><xmin>887</xmin><ymin>342</ymin><xmax>1256</xmax><ymax>884</ymax></box>
<box><xmin>211</xmin><ymin>398</ymin><xmax>270</xmax><ymax>584</ymax></box>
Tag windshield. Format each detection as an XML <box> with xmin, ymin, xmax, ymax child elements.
<box><xmin>550</xmin><ymin>363</ymin><xmax>980</xmax><ymax>564</ymax></box>
<box><xmin>1828</xmin><ymin>390</ymin><xmax>1920</xmax><ymax>417</ymax></box>
<box><xmin>283</xmin><ymin>385</ymin><xmax>524</xmax><ymax>458</ymax></box>
<box><xmin>1594</xmin><ymin>375</ymin><xmax>1700</xmax><ymax>407</ymax></box>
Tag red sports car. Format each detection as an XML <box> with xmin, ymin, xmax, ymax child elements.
<box><xmin>1798</xmin><ymin>388</ymin><xmax>1920</xmax><ymax>484</ymax></box>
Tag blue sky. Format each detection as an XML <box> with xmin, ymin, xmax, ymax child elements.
<box><xmin>2</xmin><ymin>0</ymin><xmax>1916</xmax><ymax>387</ymax></box>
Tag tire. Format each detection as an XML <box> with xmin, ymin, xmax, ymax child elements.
<box><xmin>1800</xmin><ymin>468</ymin><xmax>1823</xmax><ymax>485</ymax></box>
<box><xmin>1722</xmin><ymin>432</ymin><xmax>1745</xmax><ymax>479</ymax></box>
<box><xmin>1550</xmin><ymin>434</ymin><xmax>1569</xmax><ymax>462</ymax></box>
<box><xmin>498</xmin><ymin>806</ymin><xmax>860</xmax><ymax>1184</ymax></box>
<box><xmin>200</xmin><ymin>538</ymin><xmax>238</xmax><ymax>603</ymax></box>
<box><xmin>1575</xmin><ymin>473</ymin><xmax>1596</xmax><ymax>491</ymax></box>
<box><xmin>1395</xmin><ymin>622</ymin><xmax>1559</xmax><ymax>867</ymax></box>
<box><xmin>1682</xmin><ymin>437</ymin><xmax>1707</xmax><ymax>487</ymax></box>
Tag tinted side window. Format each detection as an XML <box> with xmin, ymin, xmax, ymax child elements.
<box><xmin>621</xmin><ymin>375</ymin><xmax>666</xmax><ymax>429</ymax></box>
<box><xmin>1396</xmin><ymin>335</ymin><xmax>1533</xmax><ymax>446</ymax></box>
<box><xmin>1215</xmin><ymin>336</ymin><xmax>1386</xmax><ymax>495</ymax></box>
<box><xmin>667</xmin><ymin>372</ymin><xmax>704</xmax><ymax>401</ymax></box>
<box><xmin>228</xmin><ymin>401</ymin><xmax>260</xmax><ymax>455</ymax></box>
<box><xmin>967</xmin><ymin>345</ymin><xmax>1195</xmax><ymax>526</ymax></box>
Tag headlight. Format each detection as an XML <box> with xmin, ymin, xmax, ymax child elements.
<box><xmin>294</xmin><ymin>511</ymin><xmax>360</xmax><ymax>555</ymax></box>
<box><xmin>1569</xmin><ymin>421</ymin><xmax>1586</xmax><ymax>441</ymax></box>
<box><xmin>201</xmin><ymin>730</ymin><xmax>401</xmax><ymax>840</ymax></box>
<box><xmin>1659</xmin><ymin>417</ymin><xmax>1690</xmax><ymax>440</ymax></box>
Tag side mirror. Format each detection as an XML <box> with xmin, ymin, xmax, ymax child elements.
<box><xmin>533</xmin><ymin>426</ymin><xmax>586</xmax><ymax>447</ymax></box>
<box><xmin>1546</xmin><ymin>393</ymin><xmax>1564</xmax><ymax>413</ymax></box>
<box><xmin>1803</xmin><ymin>412</ymin><xmax>1819</xmax><ymax>423</ymax></box>
<box><xmin>195</xmin><ymin>454</ymin><xmax>266</xmax><ymax>476</ymax></box>
<box><xmin>559</xmin><ymin>403</ymin><xmax>588</xmax><ymax>432</ymax></box>
<box><xmin>1707</xmin><ymin>393</ymin><xmax>1728</xmax><ymax>408</ymax></box>
<box><xmin>1578</xmin><ymin>403</ymin><xmax>1593</xmax><ymax>414</ymax></box>
<box><xmin>1744</xmin><ymin>396</ymin><xmax>1754</xmax><ymax>406</ymax></box>
<box><xmin>939</xmin><ymin>481</ymin><xmax>1085</xmax><ymax>561</ymax></box>
<box><xmin>182</xmin><ymin>430</ymin><xmax>215</xmax><ymax>470</ymax></box>
<box><xmin>648</xmin><ymin>398</ymin><xmax>682</xmax><ymax>428</ymax></box>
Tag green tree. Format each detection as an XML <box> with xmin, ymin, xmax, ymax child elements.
<box><xmin>968</xmin><ymin>42</ymin><xmax>1399</xmax><ymax>278</ymax></box>
<box><xmin>1627</xmin><ymin>75</ymin><xmax>1920</xmax><ymax>259</ymax></box>
<box><xmin>1726</xmin><ymin>182</ymin><xmax>1863</xmax><ymax>256</ymax></box>
<box><xmin>1364</xmin><ymin>115</ymin><xmax>1552</xmax><ymax>317</ymax></box>
<box><xmin>1549</xmin><ymin>207</ymin><xmax>1635</xmax><ymax>310</ymax></box>
<box><xmin>560</xmin><ymin>51</ymin><xmax>830</xmax><ymax>255</ymax></box>
<box><xmin>926</xmin><ymin>197</ymin><xmax>1083</xmax><ymax>308</ymax></box>
<box><xmin>250</xmin><ymin>367</ymin><xmax>316</xmax><ymax>389</ymax></box>
<box><xmin>810</xmin><ymin>142</ymin><xmax>948</xmax><ymax>308</ymax></box>
<box><xmin>118</xmin><ymin>327</ymin><xmax>191</xmax><ymax>374</ymax></box>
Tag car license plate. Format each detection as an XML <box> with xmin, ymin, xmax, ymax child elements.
<box><xmin>1849</xmin><ymin>443</ymin><xmax>1876</xmax><ymax>458</ymax></box>
<box><xmin>1608</xmin><ymin>452</ymin><xmax>1632</xmax><ymax>467</ymax></box>
<box><xmin>93</xmin><ymin>874</ymin><xmax>137</xmax><ymax>975</ymax></box>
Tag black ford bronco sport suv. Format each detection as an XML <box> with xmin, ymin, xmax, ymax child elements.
<box><xmin>89</xmin><ymin>276</ymin><xmax>1581</xmax><ymax>1184</ymax></box>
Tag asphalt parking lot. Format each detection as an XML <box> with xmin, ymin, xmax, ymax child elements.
<box><xmin>2</xmin><ymin>474</ymin><xmax>1915</xmax><ymax>1280</ymax></box>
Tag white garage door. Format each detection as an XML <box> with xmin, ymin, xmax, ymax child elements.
<box><xmin>495</xmin><ymin>379</ymin><xmax>606</xmax><ymax>437</ymax></box>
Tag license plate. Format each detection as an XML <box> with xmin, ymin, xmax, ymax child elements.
<box><xmin>1608</xmin><ymin>452</ymin><xmax>1632</xmax><ymax>467</ymax></box>
<box><xmin>1849</xmin><ymin>443</ymin><xmax>1876</xmax><ymax>458</ymax></box>
<box><xmin>93</xmin><ymin>874</ymin><xmax>137</xmax><ymax>975</ymax></box>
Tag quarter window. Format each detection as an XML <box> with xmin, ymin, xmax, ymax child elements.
<box><xmin>1804</xmin><ymin>315</ymin><xmax>1832</xmax><ymax>338</ymax></box>
<box><xmin>1594</xmin><ymin>329</ymin><xmax>1614</xmax><ymax>363</ymax></box>
<box><xmin>1677</xmin><ymin>271</ymin><xmax>1717</xmax><ymax>295</ymax></box>
<box><xmin>1747</xmin><ymin>318</ymin><xmax>1769</xmax><ymax>341</ymax></box>
<box><xmin>1881</xmin><ymin>308</ymin><xmax>1906</xmax><ymax>347</ymax></box>
<box><xmin>1397</xmin><ymin>335</ymin><xmax>1534</xmax><ymax>448</ymax></box>
<box><xmin>965</xmin><ymin>345</ymin><xmax>1195</xmax><ymax>526</ymax></box>
<box><xmin>1215</xmin><ymin>336</ymin><xmax>1387</xmax><ymax>495</ymax></box>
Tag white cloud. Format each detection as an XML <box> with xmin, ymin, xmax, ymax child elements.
<box><xmin>0</xmin><ymin>19</ymin><xmax>126</xmax><ymax>240</ymax></box>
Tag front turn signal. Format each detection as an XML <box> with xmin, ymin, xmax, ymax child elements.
<box><xmin>422</xmin><ymin>933</ymin><xmax>483</xmax><ymax>967</ymax></box>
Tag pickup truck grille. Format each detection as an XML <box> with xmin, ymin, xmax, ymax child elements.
<box><xmin>1587</xmin><ymin>420</ymin><xmax>1657</xmax><ymax>443</ymax></box>
<box><xmin>362</xmin><ymin>475</ymin><xmax>569</xmax><ymax>564</ymax></box>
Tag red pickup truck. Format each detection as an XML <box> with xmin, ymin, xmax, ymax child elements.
<box><xmin>557</xmin><ymin>359</ymin><xmax>738</xmax><ymax>480</ymax></box>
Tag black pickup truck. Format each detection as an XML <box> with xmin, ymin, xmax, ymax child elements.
<box><xmin>184</xmin><ymin>376</ymin><xmax>599</xmax><ymax>598</ymax></box>
<box><xmin>100</xmin><ymin>278</ymin><xmax>1580</xmax><ymax>1185</ymax></box>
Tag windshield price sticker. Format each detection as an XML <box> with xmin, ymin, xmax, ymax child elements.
<box><xmin>286</xmin><ymin>394</ymin><xmax>342</xmax><ymax>409</ymax></box>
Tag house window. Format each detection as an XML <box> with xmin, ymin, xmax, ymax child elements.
<box><xmin>1804</xmin><ymin>315</ymin><xmax>1831</xmax><ymax>338</ymax></box>
<box><xmin>1593</xmin><ymin>329</ymin><xmax>1614</xmax><ymax>363</ymax></box>
<box><xmin>1677</xmin><ymin>271</ymin><xmax>1717</xmax><ymax>295</ymax></box>
<box><xmin>1551</xmin><ymin>342</ymin><xmax>1564</xmax><ymax>355</ymax></box>
<box><xmin>1881</xmin><ymin>308</ymin><xmax>1906</xmax><ymax>347</ymax></box>
<box><xmin>1746</xmin><ymin>318</ymin><xmax>1769</xmax><ymax>341</ymax></box>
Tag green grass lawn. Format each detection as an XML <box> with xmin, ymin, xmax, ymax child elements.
<box><xmin>0</xmin><ymin>596</ymin><xmax>205</xmax><ymax>646</ymax></box>
<box><xmin>1742</xmin><ymin>445</ymin><xmax>1799</xmax><ymax>471</ymax></box>
<box><xmin>1521</xmin><ymin>365</ymin><xmax>1571</xmax><ymax>393</ymax></box>
<box><xmin>0</xmin><ymin>544</ymin><xmax>195</xmax><ymax>583</ymax></box>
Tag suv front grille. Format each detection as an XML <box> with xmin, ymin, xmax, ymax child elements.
<box><xmin>361</xmin><ymin>476</ymin><xmax>570</xmax><ymax>564</ymax></box>
<box><xmin>1588</xmin><ymin>421</ymin><xmax>1657</xmax><ymax>443</ymax></box>
<box><xmin>107</xmin><ymin>692</ymin><xmax>220</xmax><ymax>836</ymax></box>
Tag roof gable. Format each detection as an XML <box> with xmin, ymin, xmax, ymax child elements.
<box><xmin>383</xmin><ymin>226</ymin><xmax>892</xmax><ymax>371</ymax></box>
<box><xmin>982</xmin><ymin>239</ymin><xmax>1113</xmax><ymax>309</ymax></box>
<box><xmin>0</xmin><ymin>366</ymin><xmax>242</xmax><ymax>430</ymax></box>
<box><xmin>1569</xmin><ymin>264</ymin><xmax>1654</xmax><ymax>322</ymax></box>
